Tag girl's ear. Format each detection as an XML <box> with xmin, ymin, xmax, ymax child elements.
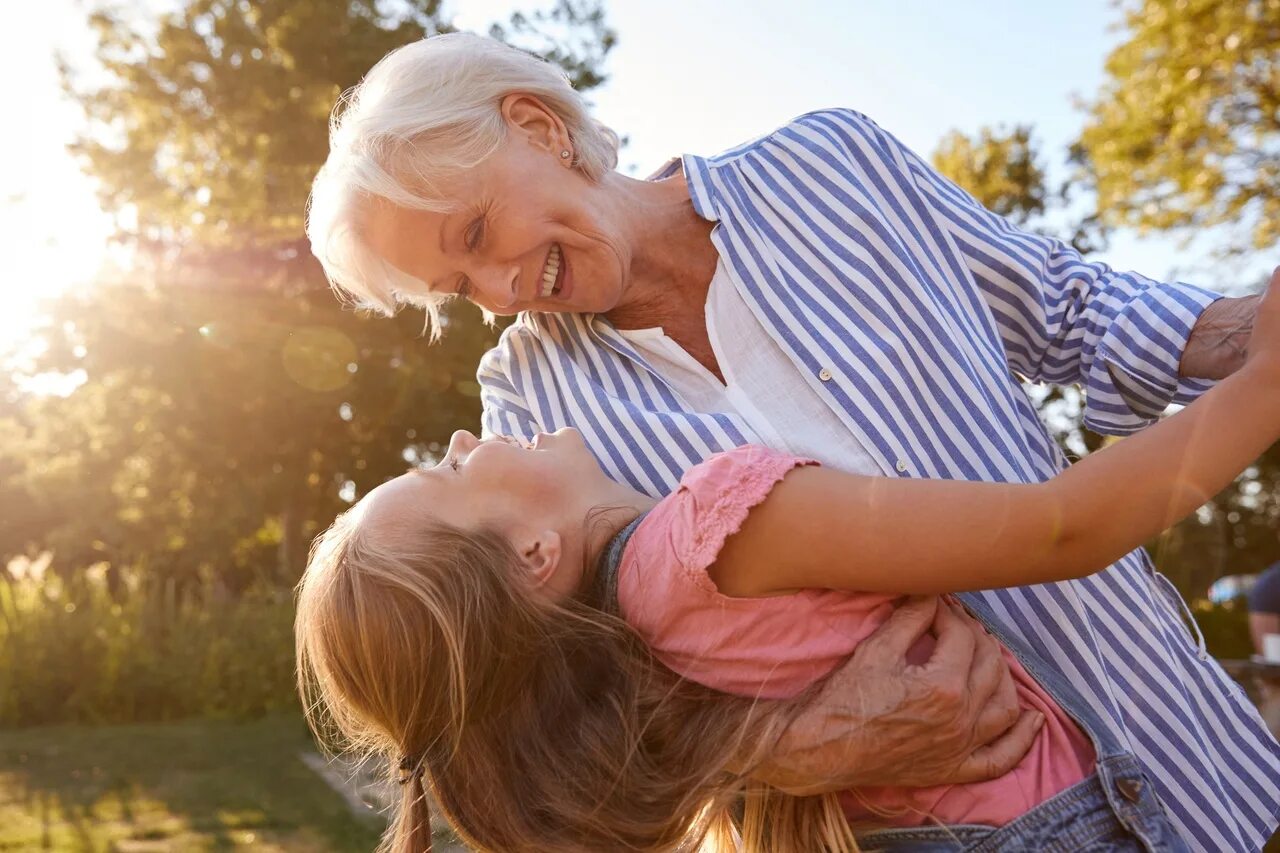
<box><xmin>519</xmin><ymin>530</ymin><xmax>563</xmax><ymax>587</ymax></box>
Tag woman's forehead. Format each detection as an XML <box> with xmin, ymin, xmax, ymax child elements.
<box><xmin>361</xmin><ymin>202</ymin><xmax>453</xmax><ymax>286</ymax></box>
<box><xmin>363</xmin><ymin>199</ymin><xmax>448</xmax><ymax>246</ymax></box>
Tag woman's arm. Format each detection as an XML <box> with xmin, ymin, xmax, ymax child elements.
<box><xmin>809</xmin><ymin>109</ymin><xmax>1227</xmax><ymax>437</ymax></box>
<box><xmin>711</xmin><ymin>271</ymin><xmax>1280</xmax><ymax>598</ymax></box>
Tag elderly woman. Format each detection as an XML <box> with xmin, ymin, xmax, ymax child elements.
<box><xmin>307</xmin><ymin>33</ymin><xmax>1280</xmax><ymax>851</ymax></box>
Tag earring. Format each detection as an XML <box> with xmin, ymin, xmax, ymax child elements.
<box><xmin>559</xmin><ymin>150</ymin><xmax>571</xmax><ymax>161</ymax></box>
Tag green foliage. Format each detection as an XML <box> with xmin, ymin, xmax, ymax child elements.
<box><xmin>1188</xmin><ymin>600</ymin><xmax>1254</xmax><ymax>661</ymax></box>
<box><xmin>0</xmin><ymin>0</ymin><xmax>615</xmax><ymax>726</ymax></box>
<box><xmin>0</xmin><ymin>565</ymin><xmax>296</xmax><ymax>726</ymax></box>
<box><xmin>63</xmin><ymin>0</ymin><xmax>615</xmax><ymax>247</ymax></box>
<box><xmin>931</xmin><ymin>123</ymin><xmax>1110</xmax><ymax>256</ymax></box>
<box><xmin>1</xmin><ymin>0</ymin><xmax>615</xmax><ymax>594</ymax></box>
<box><xmin>1148</xmin><ymin>442</ymin><xmax>1280</xmax><ymax>600</ymax></box>
<box><xmin>1078</xmin><ymin>0</ymin><xmax>1280</xmax><ymax>252</ymax></box>
<box><xmin>2</xmin><ymin>280</ymin><xmax>497</xmax><ymax>586</ymax></box>
<box><xmin>931</xmin><ymin>125</ymin><xmax>1047</xmax><ymax>226</ymax></box>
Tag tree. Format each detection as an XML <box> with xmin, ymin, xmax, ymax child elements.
<box><xmin>6</xmin><ymin>0</ymin><xmax>616</xmax><ymax>583</ymax></box>
<box><xmin>931</xmin><ymin>125</ymin><xmax>1046</xmax><ymax>226</ymax></box>
<box><xmin>1078</xmin><ymin>0</ymin><xmax>1280</xmax><ymax>254</ymax></box>
<box><xmin>63</xmin><ymin>0</ymin><xmax>615</xmax><ymax>251</ymax></box>
<box><xmin>2</xmin><ymin>280</ymin><xmax>492</xmax><ymax>590</ymax></box>
<box><xmin>1074</xmin><ymin>0</ymin><xmax>1280</xmax><ymax>597</ymax></box>
<box><xmin>933</xmin><ymin>122</ymin><xmax>1280</xmax><ymax>601</ymax></box>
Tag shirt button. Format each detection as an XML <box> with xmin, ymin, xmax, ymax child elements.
<box><xmin>818</xmin><ymin>367</ymin><xmax>833</xmax><ymax>382</ymax></box>
<box><xmin>895</xmin><ymin>460</ymin><xmax>909</xmax><ymax>473</ymax></box>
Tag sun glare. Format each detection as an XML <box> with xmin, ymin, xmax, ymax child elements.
<box><xmin>0</xmin><ymin>0</ymin><xmax>115</xmax><ymax>357</ymax></box>
<box><xmin>0</xmin><ymin>192</ymin><xmax>112</xmax><ymax>352</ymax></box>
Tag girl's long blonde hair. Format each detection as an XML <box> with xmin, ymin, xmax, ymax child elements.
<box><xmin>295</xmin><ymin>504</ymin><xmax>858</xmax><ymax>852</ymax></box>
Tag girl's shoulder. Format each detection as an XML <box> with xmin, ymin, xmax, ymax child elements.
<box><xmin>620</xmin><ymin>444</ymin><xmax>817</xmax><ymax>601</ymax></box>
<box><xmin>672</xmin><ymin>444</ymin><xmax>819</xmax><ymax>569</ymax></box>
<box><xmin>615</xmin><ymin>445</ymin><xmax>890</xmax><ymax>699</ymax></box>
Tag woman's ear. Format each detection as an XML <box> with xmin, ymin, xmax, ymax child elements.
<box><xmin>500</xmin><ymin>93</ymin><xmax>570</xmax><ymax>159</ymax></box>
<box><xmin>519</xmin><ymin>529</ymin><xmax>563</xmax><ymax>588</ymax></box>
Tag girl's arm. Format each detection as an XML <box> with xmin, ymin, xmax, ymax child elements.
<box><xmin>711</xmin><ymin>271</ymin><xmax>1280</xmax><ymax>598</ymax></box>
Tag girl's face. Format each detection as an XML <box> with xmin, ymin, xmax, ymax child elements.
<box><xmin>360</xmin><ymin>428</ymin><xmax>622</xmax><ymax>601</ymax></box>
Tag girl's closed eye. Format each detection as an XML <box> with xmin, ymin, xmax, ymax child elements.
<box><xmin>448</xmin><ymin>455</ymin><xmax>460</xmax><ymax>473</ymax></box>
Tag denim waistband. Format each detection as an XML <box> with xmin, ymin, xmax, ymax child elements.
<box><xmin>854</xmin><ymin>753</ymin><xmax>1189</xmax><ymax>852</ymax></box>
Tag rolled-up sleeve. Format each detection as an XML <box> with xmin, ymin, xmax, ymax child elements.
<box><xmin>822</xmin><ymin>109</ymin><xmax>1224</xmax><ymax>436</ymax></box>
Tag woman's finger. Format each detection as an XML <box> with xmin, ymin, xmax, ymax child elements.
<box><xmin>971</xmin><ymin>657</ymin><xmax>1020</xmax><ymax>744</ymax></box>
<box><xmin>949</xmin><ymin>710</ymin><xmax>1045</xmax><ymax>785</ymax></box>
<box><xmin>966</xmin><ymin>632</ymin><xmax>1008</xmax><ymax>706</ymax></box>
<box><xmin>922</xmin><ymin>597</ymin><xmax>978</xmax><ymax>674</ymax></box>
<box><xmin>859</xmin><ymin>596</ymin><xmax>940</xmax><ymax>664</ymax></box>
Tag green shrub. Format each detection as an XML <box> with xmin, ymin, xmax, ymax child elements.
<box><xmin>1190</xmin><ymin>598</ymin><xmax>1255</xmax><ymax>661</ymax></box>
<box><xmin>0</xmin><ymin>565</ymin><xmax>298</xmax><ymax>726</ymax></box>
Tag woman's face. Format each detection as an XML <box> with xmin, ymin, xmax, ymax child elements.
<box><xmin>361</xmin><ymin>96</ymin><xmax>629</xmax><ymax>317</ymax></box>
<box><xmin>360</xmin><ymin>428</ymin><xmax>615</xmax><ymax>601</ymax></box>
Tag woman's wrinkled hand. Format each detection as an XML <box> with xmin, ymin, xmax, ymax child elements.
<box><xmin>751</xmin><ymin>597</ymin><xmax>1044</xmax><ymax>795</ymax></box>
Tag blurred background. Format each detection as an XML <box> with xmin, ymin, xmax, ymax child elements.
<box><xmin>0</xmin><ymin>0</ymin><xmax>1276</xmax><ymax>849</ymax></box>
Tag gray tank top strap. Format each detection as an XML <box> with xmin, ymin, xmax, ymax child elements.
<box><xmin>588</xmin><ymin>510</ymin><xmax>650</xmax><ymax>614</ymax></box>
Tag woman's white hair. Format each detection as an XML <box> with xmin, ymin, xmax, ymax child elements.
<box><xmin>306</xmin><ymin>32</ymin><xmax>620</xmax><ymax>338</ymax></box>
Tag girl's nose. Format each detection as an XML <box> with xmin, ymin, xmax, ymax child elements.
<box><xmin>447</xmin><ymin>429</ymin><xmax>480</xmax><ymax>461</ymax></box>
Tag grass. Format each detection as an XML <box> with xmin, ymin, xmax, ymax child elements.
<box><xmin>0</xmin><ymin>713</ymin><xmax>383</xmax><ymax>852</ymax></box>
<box><xmin>0</xmin><ymin>712</ymin><xmax>1270</xmax><ymax>852</ymax></box>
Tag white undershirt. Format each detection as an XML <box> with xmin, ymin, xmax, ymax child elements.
<box><xmin>617</xmin><ymin>260</ymin><xmax>884</xmax><ymax>476</ymax></box>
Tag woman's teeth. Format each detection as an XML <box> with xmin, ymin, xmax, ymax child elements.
<box><xmin>539</xmin><ymin>244</ymin><xmax>562</xmax><ymax>297</ymax></box>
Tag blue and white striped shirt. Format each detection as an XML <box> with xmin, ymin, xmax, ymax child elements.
<box><xmin>477</xmin><ymin>108</ymin><xmax>1280</xmax><ymax>850</ymax></box>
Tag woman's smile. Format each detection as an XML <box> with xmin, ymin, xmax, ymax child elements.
<box><xmin>539</xmin><ymin>244</ymin><xmax>563</xmax><ymax>297</ymax></box>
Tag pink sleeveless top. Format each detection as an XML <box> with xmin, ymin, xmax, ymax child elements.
<box><xmin>615</xmin><ymin>445</ymin><xmax>1095</xmax><ymax>827</ymax></box>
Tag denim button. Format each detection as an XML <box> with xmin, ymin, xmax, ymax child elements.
<box><xmin>1116</xmin><ymin>777</ymin><xmax>1144</xmax><ymax>803</ymax></box>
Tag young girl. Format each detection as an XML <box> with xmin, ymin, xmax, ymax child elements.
<box><xmin>296</xmin><ymin>276</ymin><xmax>1280</xmax><ymax>852</ymax></box>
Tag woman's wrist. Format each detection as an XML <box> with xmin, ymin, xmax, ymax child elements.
<box><xmin>1180</xmin><ymin>294</ymin><xmax>1259</xmax><ymax>380</ymax></box>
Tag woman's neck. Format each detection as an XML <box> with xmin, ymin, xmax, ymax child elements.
<box><xmin>602</xmin><ymin>171</ymin><xmax>718</xmax><ymax>333</ymax></box>
<box><xmin>597</xmin><ymin>170</ymin><xmax>724</xmax><ymax>379</ymax></box>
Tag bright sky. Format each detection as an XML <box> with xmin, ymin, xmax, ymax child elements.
<box><xmin>0</xmin><ymin>0</ymin><xmax>1269</xmax><ymax>352</ymax></box>
<box><xmin>1</xmin><ymin>2</ymin><xmax>115</xmax><ymax>350</ymax></box>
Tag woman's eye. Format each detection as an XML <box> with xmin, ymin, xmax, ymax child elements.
<box><xmin>448</xmin><ymin>455</ymin><xmax>460</xmax><ymax>472</ymax></box>
<box><xmin>464</xmin><ymin>218</ymin><xmax>485</xmax><ymax>250</ymax></box>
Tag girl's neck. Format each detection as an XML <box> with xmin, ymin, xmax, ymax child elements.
<box><xmin>580</xmin><ymin>488</ymin><xmax>659</xmax><ymax>591</ymax></box>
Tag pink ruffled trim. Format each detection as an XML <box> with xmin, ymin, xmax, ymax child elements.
<box><xmin>679</xmin><ymin>447</ymin><xmax>818</xmax><ymax>594</ymax></box>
